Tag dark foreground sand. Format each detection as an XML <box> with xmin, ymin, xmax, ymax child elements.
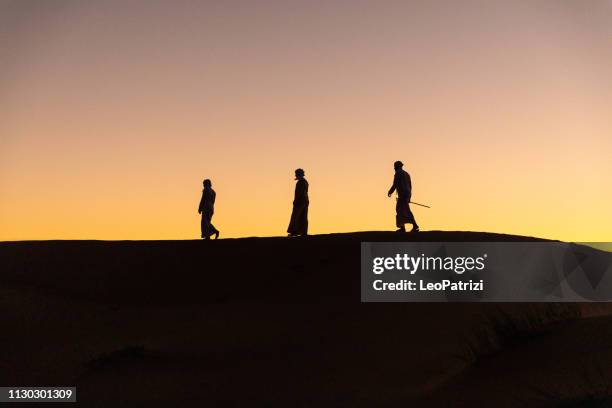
<box><xmin>1</xmin><ymin>231</ymin><xmax>612</xmax><ymax>407</ymax></box>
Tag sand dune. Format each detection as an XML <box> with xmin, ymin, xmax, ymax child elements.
<box><xmin>1</xmin><ymin>231</ymin><xmax>611</xmax><ymax>407</ymax></box>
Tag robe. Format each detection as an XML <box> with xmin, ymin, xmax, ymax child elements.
<box><xmin>389</xmin><ymin>169</ymin><xmax>417</xmax><ymax>227</ymax></box>
<box><xmin>287</xmin><ymin>178</ymin><xmax>309</xmax><ymax>235</ymax></box>
<box><xmin>199</xmin><ymin>187</ymin><xmax>219</xmax><ymax>238</ymax></box>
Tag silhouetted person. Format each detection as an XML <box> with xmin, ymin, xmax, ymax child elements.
<box><xmin>198</xmin><ymin>179</ymin><xmax>220</xmax><ymax>240</ymax></box>
<box><xmin>287</xmin><ymin>168</ymin><xmax>309</xmax><ymax>237</ymax></box>
<box><xmin>388</xmin><ymin>161</ymin><xmax>419</xmax><ymax>232</ymax></box>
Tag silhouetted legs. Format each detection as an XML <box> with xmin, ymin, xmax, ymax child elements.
<box><xmin>396</xmin><ymin>197</ymin><xmax>419</xmax><ymax>232</ymax></box>
<box><xmin>201</xmin><ymin>211</ymin><xmax>219</xmax><ymax>239</ymax></box>
<box><xmin>287</xmin><ymin>202</ymin><xmax>308</xmax><ymax>236</ymax></box>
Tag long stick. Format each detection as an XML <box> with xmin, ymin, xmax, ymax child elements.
<box><xmin>410</xmin><ymin>201</ymin><xmax>431</xmax><ymax>208</ymax></box>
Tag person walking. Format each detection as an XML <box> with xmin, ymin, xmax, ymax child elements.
<box><xmin>198</xmin><ymin>179</ymin><xmax>220</xmax><ymax>239</ymax></box>
<box><xmin>287</xmin><ymin>168</ymin><xmax>309</xmax><ymax>237</ymax></box>
<box><xmin>387</xmin><ymin>161</ymin><xmax>419</xmax><ymax>232</ymax></box>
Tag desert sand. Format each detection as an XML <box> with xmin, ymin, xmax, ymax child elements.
<box><xmin>1</xmin><ymin>231</ymin><xmax>612</xmax><ymax>407</ymax></box>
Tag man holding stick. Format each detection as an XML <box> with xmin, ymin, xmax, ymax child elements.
<box><xmin>387</xmin><ymin>161</ymin><xmax>420</xmax><ymax>232</ymax></box>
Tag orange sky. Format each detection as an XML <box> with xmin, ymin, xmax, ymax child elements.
<box><xmin>1</xmin><ymin>1</ymin><xmax>611</xmax><ymax>241</ymax></box>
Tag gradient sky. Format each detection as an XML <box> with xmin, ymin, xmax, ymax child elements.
<box><xmin>1</xmin><ymin>0</ymin><xmax>611</xmax><ymax>241</ymax></box>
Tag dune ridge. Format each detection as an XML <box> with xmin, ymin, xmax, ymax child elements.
<box><xmin>2</xmin><ymin>231</ymin><xmax>611</xmax><ymax>407</ymax></box>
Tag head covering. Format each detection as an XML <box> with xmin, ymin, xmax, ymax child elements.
<box><xmin>294</xmin><ymin>168</ymin><xmax>305</xmax><ymax>177</ymax></box>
